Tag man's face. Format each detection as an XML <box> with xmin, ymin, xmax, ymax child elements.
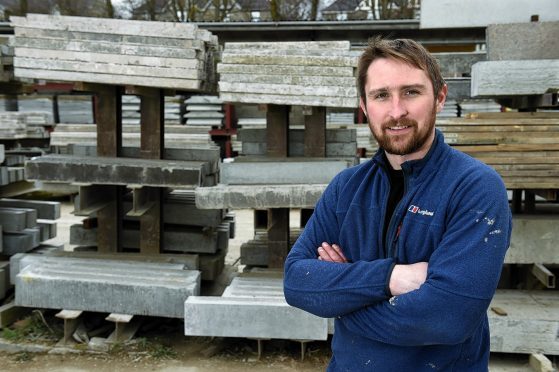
<box><xmin>360</xmin><ymin>58</ymin><xmax>446</xmax><ymax>157</ymax></box>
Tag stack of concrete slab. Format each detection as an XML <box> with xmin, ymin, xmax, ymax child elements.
<box><xmin>184</xmin><ymin>95</ymin><xmax>224</xmax><ymax>128</ymax></box>
<box><xmin>185</xmin><ymin>270</ymin><xmax>328</xmax><ymax>340</ymax></box>
<box><xmin>58</xmin><ymin>95</ymin><xmax>94</xmax><ymax>124</ymax></box>
<box><xmin>0</xmin><ymin>145</ymin><xmax>27</xmax><ymax>187</ymax></box>
<box><xmin>69</xmin><ymin>189</ymin><xmax>232</xmax><ymax>280</ymax></box>
<box><xmin>165</xmin><ymin>96</ymin><xmax>182</xmax><ymax>125</ymax></box>
<box><xmin>12</xmin><ymin>255</ymin><xmax>200</xmax><ymax>318</ymax></box>
<box><xmin>122</xmin><ymin>95</ymin><xmax>141</xmax><ymax>125</ymax></box>
<box><xmin>0</xmin><ymin>111</ymin><xmax>53</xmax><ymax>139</ymax></box>
<box><xmin>439</xmin><ymin>99</ymin><xmax>459</xmax><ymax>118</ymax></box>
<box><xmin>0</xmin><ymin>198</ymin><xmax>60</xmax><ymax>300</ymax></box>
<box><xmin>237</xmin><ymin>127</ymin><xmax>357</xmax><ymax>158</ymax></box>
<box><xmin>11</xmin><ymin>14</ymin><xmax>219</xmax><ymax>92</ymax></box>
<box><xmin>326</xmin><ymin>111</ymin><xmax>354</xmax><ymax>125</ymax></box>
<box><xmin>471</xmin><ymin>21</ymin><xmax>559</xmax><ymax>98</ymax></box>
<box><xmin>0</xmin><ymin>36</ymin><xmax>14</xmax><ymax>82</ymax></box>
<box><xmin>218</xmin><ymin>41</ymin><xmax>359</xmax><ymax>108</ymax></box>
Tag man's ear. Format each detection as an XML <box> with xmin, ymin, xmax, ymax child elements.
<box><xmin>359</xmin><ymin>98</ymin><xmax>367</xmax><ymax>118</ymax></box>
<box><xmin>436</xmin><ymin>84</ymin><xmax>448</xmax><ymax>113</ymax></box>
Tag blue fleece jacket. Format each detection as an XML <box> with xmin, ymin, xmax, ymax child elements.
<box><xmin>284</xmin><ymin>130</ymin><xmax>512</xmax><ymax>371</ymax></box>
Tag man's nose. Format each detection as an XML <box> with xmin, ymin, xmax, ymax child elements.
<box><xmin>388</xmin><ymin>97</ymin><xmax>408</xmax><ymax>120</ymax></box>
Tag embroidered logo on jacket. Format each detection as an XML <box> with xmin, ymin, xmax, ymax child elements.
<box><xmin>408</xmin><ymin>205</ymin><xmax>434</xmax><ymax>216</ymax></box>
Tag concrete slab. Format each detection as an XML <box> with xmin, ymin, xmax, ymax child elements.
<box><xmin>217</xmin><ymin>63</ymin><xmax>354</xmax><ymax>77</ymax></box>
<box><xmin>220</xmin><ymin>54</ymin><xmax>357</xmax><ymax>68</ymax></box>
<box><xmin>420</xmin><ymin>0</ymin><xmax>559</xmax><ymax>28</ymax></box>
<box><xmin>184</xmin><ymin>296</ymin><xmax>328</xmax><ymax>340</ymax></box>
<box><xmin>195</xmin><ymin>184</ymin><xmax>326</xmax><ymax>209</ymax></box>
<box><xmin>15</xmin><ymin>261</ymin><xmax>201</xmax><ymax>318</ymax></box>
<box><xmin>11</xmin><ymin>14</ymin><xmax>198</xmax><ymax>39</ymax></box>
<box><xmin>238</xmin><ymin>128</ymin><xmax>356</xmax><ymax>143</ymax></box>
<box><xmin>487</xmin><ymin>21</ymin><xmax>559</xmax><ymax>61</ymax></box>
<box><xmin>0</xmin><ymin>198</ymin><xmax>60</xmax><ymax>220</ymax></box>
<box><xmin>220</xmin><ymin>160</ymin><xmax>350</xmax><ymax>185</ymax></box>
<box><xmin>0</xmin><ymin>208</ymin><xmax>31</xmax><ymax>232</ymax></box>
<box><xmin>25</xmin><ymin>154</ymin><xmax>203</xmax><ymax>187</ymax></box>
<box><xmin>219</xmin><ymin>92</ymin><xmax>358</xmax><ymax>108</ymax></box>
<box><xmin>506</xmin><ymin>215</ymin><xmax>559</xmax><ymax>264</ymax></box>
<box><xmin>471</xmin><ymin>60</ymin><xmax>559</xmax><ymax>97</ymax></box>
<box><xmin>224</xmin><ymin>41</ymin><xmax>351</xmax><ymax>52</ymax></box>
<box><xmin>2</xmin><ymin>232</ymin><xmax>35</xmax><ymax>255</ymax></box>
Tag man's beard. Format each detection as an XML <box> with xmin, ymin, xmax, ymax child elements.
<box><xmin>369</xmin><ymin>104</ymin><xmax>437</xmax><ymax>156</ymax></box>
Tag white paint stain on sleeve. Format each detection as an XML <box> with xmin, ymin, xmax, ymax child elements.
<box><xmin>389</xmin><ymin>296</ymin><xmax>398</xmax><ymax>306</ymax></box>
<box><xmin>489</xmin><ymin>229</ymin><xmax>502</xmax><ymax>235</ymax></box>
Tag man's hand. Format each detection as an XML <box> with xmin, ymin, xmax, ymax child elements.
<box><xmin>317</xmin><ymin>242</ymin><xmax>348</xmax><ymax>263</ymax></box>
<box><xmin>389</xmin><ymin>262</ymin><xmax>428</xmax><ymax>296</ymax></box>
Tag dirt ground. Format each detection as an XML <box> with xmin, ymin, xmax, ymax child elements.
<box><xmin>0</xmin><ymin>203</ymin><xmax>547</xmax><ymax>371</ymax></box>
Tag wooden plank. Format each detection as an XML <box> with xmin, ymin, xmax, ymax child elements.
<box><xmin>304</xmin><ymin>106</ymin><xmax>326</xmax><ymax>157</ymax></box>
<box><xmin>93</xmin><ymin>84</ymin><xmax>121</xmax><ymax>253</ymax></box>
<box><xmin>266</xmin><ymin>105</ymin><xmax>289</xmax><ymax>158</ymax></box>
<box><xmin>267</xmin><ymin>208</ymin><xmax>290</xmax><ymax>269</ymax></box>
<box><xmin>139</xmin><ymin>87</ymin><xmax>163</xmax><ymax>255</ymax></box>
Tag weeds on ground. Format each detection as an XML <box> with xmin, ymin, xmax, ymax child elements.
<box><xmin>13</xmin><ymin>351</ymin><xmax>33</xmax><ymax>362</ymax></box>
<box><xmin>1</xmin><ymin>311</ymin><xmax>60</xmax><ymax>343</ymax></box>
<box><xmin>134</xmin><ymin>337</ymin><xmax>177</xmax><ymax>360</ymax></box>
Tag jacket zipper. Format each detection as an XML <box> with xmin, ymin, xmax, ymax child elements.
<box><xmin>385</xmin><ymin>170</ymin><xmax>409</xmax><ymax>258</ymax></box>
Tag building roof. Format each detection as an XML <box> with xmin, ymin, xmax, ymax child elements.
<box><xmin>322</xmin><ymin>0</ymin><xmax>361</xmax><ymax>12</ymax></box>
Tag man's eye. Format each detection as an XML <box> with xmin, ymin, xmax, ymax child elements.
<box><xmin>405</xmin><ymin>90</ymin><xmax>420</xmax><ymax>96</ymax></box>
<box><xmin>374</xmin><ymin>92</ymin><xmax>388</xmax><ymax>100</ymax></box>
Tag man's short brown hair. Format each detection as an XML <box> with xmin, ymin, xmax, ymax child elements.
<box><xmin>357</xmin><ymin>37</ymin><xmax>445</xmax><ymax>100</ymax></box>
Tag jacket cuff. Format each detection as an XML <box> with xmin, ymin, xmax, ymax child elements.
<box><xmin>384</xmin><ymin>260</ymin><xmax>397</xmax><ymax>297</ymax></box>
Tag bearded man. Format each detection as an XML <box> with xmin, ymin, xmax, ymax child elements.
<box><xmin>284</xmin><ymin>37</ymin><xmax>512</xmax><ymax>371</ymax></box>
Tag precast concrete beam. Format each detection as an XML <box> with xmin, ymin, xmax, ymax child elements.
<box><xmin>15</xmin><ymin>261</ymin><xmax>201</xmax><ymax>318</ymax></box>
<box><xmin>25</xmin><ymin>154</ymin><xmax>203</xmax><ymax>187</ymax></box>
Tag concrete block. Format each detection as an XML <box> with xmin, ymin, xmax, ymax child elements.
<box><xmin>15</xmin><ymin>261</ymin><xmax>201</xmax><ymax>318</ymax></box>
<box><xmin>220</xmin><ymin>160</ymin><xmax>350</xmax><ymax>185</ymax></box>
<box><xmin>199</xmin><ymin>248</ymin><xmax>226</xmax><ymax>281</ymax></box>
<box><xmin>471</xmin><ymin>60</ymin><xmax>559</xmax><ymax>97</ymax></box>
<box><xmin>124</xmin><ymin>199</ymin><xmax>224</xmax><ymax>227</ymax></box>
<box><xmin>195</xmin><ymin>184</ymin><xmax>326</xmax><ymax>209</ymax></box>
<box><xmin>487</xmin><ymin>21</ymin><xmax>559</xmax><ymax>61</ymax></box>
<box><xmin>0</xmin><ymin>208</ymin><xmax>33</xmax><ymax>232</ymax></box>
<box><xmin>505</xmin><ymin>215</ymin><xmax>559</xmax><ymax>264</ymax></box>
<box><xmin>433</xmin><ymin>52</ymin><xmax>486</xmax><ymax>78</ymax></box>
<box><xmin>445</xmin><ymin>78</ymin><xmax>471</xmax><ymax>101</ymax></box>
<box><xmin>25</xmin><ymin>154</ymin><xmax>203</xmax><ymax>187</ymax></box>
<box><xmin>0</xmin><ymin>261</ymin><xmax>9</xmax><ymax>299</ymax></box>
<box><xmin>420</xmin><ymin>0</ymin><xmax>559</xmax><ymax>28</ymax></box>
<box><xmin>0</xmin><ymin>144</ymin><xmax>4</xmax><ymax>164</ymax></box>
<box><xmin>37</xmin><ymin>220</ymin><xmax>57</xmax><ymax>240</ymax></box>
<box><xmin>2</xmin><ymin>232</ymin><xmax>35</xmax><ymax>255</ymax></box>
<box><xmin>184</xmin><ymin>296</ymin><xmax>328</xmax><ymax>340</ymax></box>
<box><xmin>220</xmin><ymin>73</ymin><xmax>356</xmax><ymax>88</ymax></box>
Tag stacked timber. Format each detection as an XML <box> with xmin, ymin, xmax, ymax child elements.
<box><xmin>217</xmin><ymin>41</ymin><xmax>359</xmax><ymax>108</ymax></box>
<box><xmin>0</xmin><ymin>197</ymin><xmax>61</xmax><ymax>300</ymax></box>
<box><xmin>237</xmin><ymin>126</ymin><xmax>357</xmax><ymax>158</ymax></box>
<box><xmin>184</xmin><ymin>95</ymin><xmax>224</xmax><ymax>128</ymax></box>
<box><xmin>0</xmin><ymin>36</ymin><xmax>14</xmax><ymax>82</ymax></box>
<box><xmin>438</xmin><ymin>112</ymin><xmax>559</xmax><ymax>189</ymax></box>
<box><xmin>11</xmin><ymin>14</ymin><xmax>219</xmax><ymax>92</ymax></box>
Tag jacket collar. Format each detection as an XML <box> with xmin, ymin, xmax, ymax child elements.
<box><xmin>372</xmin><ymin>129</ymin><xmax>449</xmax><ymax>181</ymax></box>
